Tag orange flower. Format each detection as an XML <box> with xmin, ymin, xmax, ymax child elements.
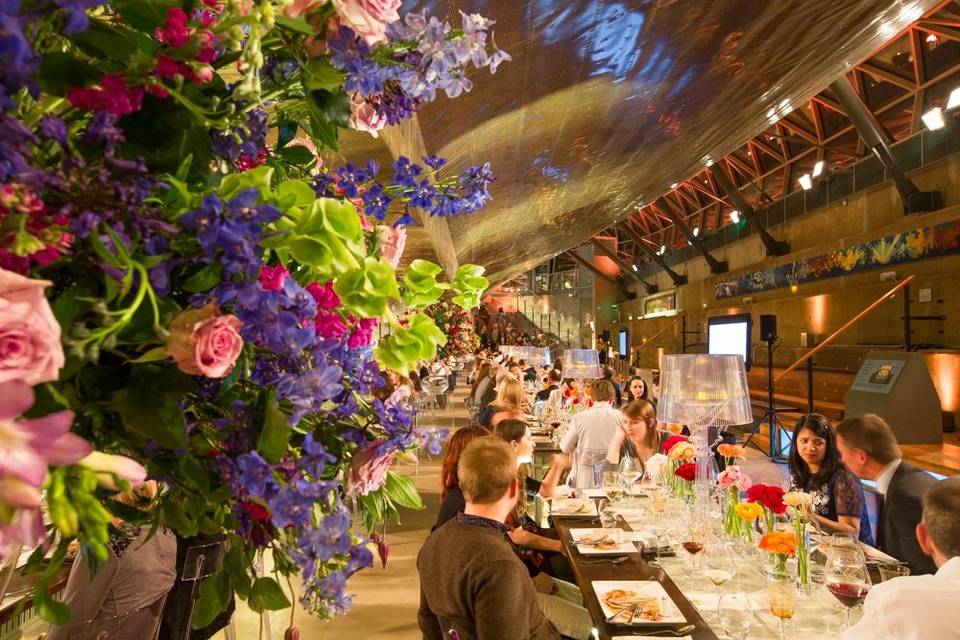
<box><xmin>717</xmin><ymin>443</ymin><xmax>745</xmax><ymax>459</ymax></box>
<box><xmin>666</xmin><ymin>423</ymin><xmax>684</xmax><ymax>434</ymax></box>
<box><xmin>758</xmin><ymin>531</ymin><xmax>798</xmax><ymax>556</ymax></box>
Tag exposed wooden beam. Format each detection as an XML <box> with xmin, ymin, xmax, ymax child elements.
<box><xmin>566</xmin><ymin>250</ymin><xmax>637</xmax><ymax>300</ymax></box>
<box><xmin>655</xmin><ymin>197</ymin><xmax>728</xmax><ymax>274</ymax></box>
<box><xmin>590</xmin><ymin>239</ymin><xmax>657</xmax><ymax>293</ymax></box>
<box><xmin>619</xmin><ymin>223</ymin><xmax>687</xmax><ymax>286</ymax></box>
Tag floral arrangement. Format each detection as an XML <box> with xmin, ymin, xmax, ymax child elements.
<box><xmin>758</xmin><ymin>530</ymin><xmax>798</xmax><ymax>578</ymax></box>
<box><xmin>663</xmin><ymin>436</ymin><xmax>695</xmax><ymax>498</ymax></box>
<box><xmin>746</xmin><ymin>483</ymin><xmax>787</xmax><ymax>531</ymax></box>
<box><xmin>424</xmin><ymin>299</ymin><xmax>479</xmax><ymax>360</ymax></box>
<box><xmin>674</xmin><ymin>462</ymin><xmax>696</xmax><ymax>482</ymax></box>
<box><xmin>717</xmin><ymin>465</ymin><xmax>753</xmax><ymax>542</ymax></box>
<box><xmin>0</xmin><ymin>0</ymin><xmax>505</xmax><ymax>628</ymax></box>
<box><xmin>716</xmin><ymin>443</ymin><xmax>746</xmax><ymax>463</ymax></box>
<box><xmin>783</xmin><ymin>491</ymin><xmax>814</xmax><ymax>587</ymax></box>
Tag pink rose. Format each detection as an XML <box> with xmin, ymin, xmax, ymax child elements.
<box><xmin>378</xmin><ymin>225</ymin><xmax>406</xmax><ymax>268</ymax></box>
<box><xmin>347</xmin><ymin>443</ymin><xmax>395</xmax><ymax>496</ymax></box>
<box><xmin>259</xmin><ymin>264</ymin><xmax>289</xmax><ymax>291</ymax></box>
<box><xmin>349</xmin><ymin>95</ymin><xmax>387</xmax><ymax>138</ymax></box>
<box><xmin>348</xmin><ymin>317</ymin><xmax>378</xmax><ymax>348</ymax></box>
<box><xmin>307</xmin><ymin>281</ymin><xmax>340</xmax><ymax>310</ymax></box>
<box><xmin>0</xmin><ymin>268</ymin><xmax>65</xmax><ymax>386</ymax></box>
<box><xmin>165</xmin><ymin>304</ymin><xmax>244</xmax><ymax>378</ymax></box>
<box><xmin>331</xmin><ymin>0</ymin><xmax>400</xmax><ymax>45</ymax></box>
<box><xmin>717</xmin><ymin>465</ymin><xmax>752</xmax><ymax>492</ymax></box>
<box><xmin>315</xmin><ymin>311</ymin><xmax>349</xmax><ymax>339</ymax></box>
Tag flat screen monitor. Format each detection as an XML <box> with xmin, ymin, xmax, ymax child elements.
<box><xmin>618</xmin><ymin>328</ymin><xmax>629</xmax><ymax>358</ymax></box>
<box><xmin>707</xmin><ymin>314</ymin><xmax>752</xmax><ymax>370</ymax></box>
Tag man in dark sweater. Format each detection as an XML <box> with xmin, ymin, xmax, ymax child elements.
<box><xmin>836</xmin><ymin>414</ymin><xmax>938</xmax><ymax>575</ymax></box>
<box><xmin>417</xmin><ymin>437</ymin><xmax>559</xmax><ymax>640</ymax></box>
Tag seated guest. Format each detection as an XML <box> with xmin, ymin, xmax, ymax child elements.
<box><xmin>47</xmin><ymin>482</ymin><xmax>176</xmax><ymax>640</ymax></box>
<box><xmin>789</xmin><ymin>414</ymin><xmax>874</xmax><ymax>545</ymax></box>
<box><xmin>481</xmin><ymin>378</ymin><xmax>527</xmax><ymax>429</ymax></box>
<box><xmin>602</xmin><ymin>366</ymin><xmax>622</xmax><ymax>406</ymax></box>
<box><xmin>494</xmin><ymin>419</ymin><xmax>565</xmax><ymax>503</ymax></box>
<box><xmin>559</xmin><ymin>380</ymin><xmax>621</xmax><ymax>488</ymax></box>
<box><xmin>623</xmin><ymin>376</ymin><xmax>649</xmax><ymax>405</ymax></box>
<box><xmin>842</xmin><ymin>477</ymin><xmax>960</xmax><ymax>640</ymax></box>
<box><xmin>435</xmin><ymin>426</ymin><xmax>491</xmax><ymax>531</ymax></box>
<box><xmin>536</xmin><ymin>369</ymin><xmax>562</xmax><ymax>403</ymax></box>
<box><xmin>470</xmin><ymin>362</ymin><xmax>495</xmax><ymax>410</ymax></box>
<box><xmin>418</xmin><ymin>437</ymin><xmax>560</xmax><ymax>639</ymax></box>
<box><xmin>606</xmin><ymin>399</ymin><xmax>663</xmax><ymax>468</ymax></box>
<box><xmin>836</xmin><ymin>414</ymin><xmax>937</xmax><ymax>574</ymax></box>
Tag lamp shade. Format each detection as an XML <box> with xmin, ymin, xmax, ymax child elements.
<box><xmin>517</xmin><ymin>346</ymin><xmax>551</xmax><ymax>366</ymax></box>
<box><xmin>657</xmin><ymin>354</ymin><xmax>753</xmax><ymax>428</ymax></box>
<box><xmin>564</xmin><ymin>349</ymin><xmax>601</xmax><ymax>380</ymax></box>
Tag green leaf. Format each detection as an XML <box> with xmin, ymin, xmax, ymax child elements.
<box><xmin>249</xmin><ymin>577</ymin><xmax>291</xmax><ymax>612</ymax></box>
<box><xmin>384</xmin><ymin>471</ymin><xmax>425</xmax><ymax>511</ymax></box>
<box><xmin>113</xmin><ymin>0</ymin><xmax>181</xmax><ymax>31</ymax></box>
<box><xmin>218</xmin><ymin>166</ymin><xmax>275</xmax><ymax>201</ymax></box>
<box><xmin>275</xmin><ymin>14</ymin><xmax>314</xmax><ymax>35</ymax></box>
<box><xmin>182</xmin><ymin>263</ymin><xmax>223</xmax><ymax>293</ymax></box>
<box><xmin>71</xmin><ymin>19</ymin><xmax>141</xmax><ymax>60</ymax></box>
<box><xmin>303</xmin><ymin>59</ymin><xmax>344</xmax><ymax>92</ymax></box>
<box><xmin>36</xmin><ymin>53</ymin><xmax>100</xmax><ymax>96</ymax></box>
<box><xmin>256</xmin><ymin>391</ymin><xmax>291</xmax><ymax>463</ymax></box>
<box><xmin>276</xmin><ymin>179</ymin><xmax>317</xmax><ymax>207</ymax></box>
<box><xmin>335</xmin><ymin>256</ymin><xmax>400</xmax><ymax>318</ymax></box>
<box><xmin>127</xmin><ymin>346</ymin><xmax>169</xmax><ymax>364</ymax></box>
<box><xmin>307</xmin><ymin>113</ymin><xmax>339</xmax><ymax>150</ymax></box>
<box><xmin>110</xmin><ymin>364</ymin><xmax>196</xmax><ymax>449</ymax></box>
<box><xmin>192</xmin><ymin>570</ymin><xmax>232</xmax><ymax>629</ymax></box>
<box><xmin>308</xmin><ymin>89</ymin><xmax>351</xmax><ymax>128</ymax></box>
<box><xmin>162</xmin><ymin>500</ymin><xmax>198</xmax><ymax>537</ymax></box>
<box><xmin>278</xmin><ymin>145</ymin><xmax>316</xmax><ymax>166</ymax></box>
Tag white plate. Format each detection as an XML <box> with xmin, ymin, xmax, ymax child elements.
<box><xmin>549</xmin><ymin>498</ymin><xmax>598</xmax><ymax>518</ymax></box>
<box><xmin>569</xmin><ymin>528</ymin><xmax>639</xmax><ymax>556</ymax></box>
<box><xmin>592</xmin><ymin>580</ymin><xmax>687</xmax><ymax>625</ymax></box>
<box><xmin>580</xmin><ymin>488</ymin><xmax>608</xmax><ymax>498</ymax></box>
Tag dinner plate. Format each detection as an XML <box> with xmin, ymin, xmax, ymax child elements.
<box><xmin>549</xmin><ymin>498</ymin><xmax>599</xmax><ymax>518</ymax></box>
<box><xmin>569</xmin><ymin>528</ymin><xmax>639</xmax><ymax>556</ymax></box>
<box><xmin>592</xmin><ymin>580</ymin><xmax>687</xmax><ymax>626</ymax></box>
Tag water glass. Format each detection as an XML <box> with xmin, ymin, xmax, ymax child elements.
<box><xmin>877</xmin><ymin>561</ymin><xmax>910</xmax><ymax>582</ymax></box>
<box><xmin>598</xmin><ymin>499</ymin><xmax>618</xmax><ymax>528</ymax></box>
<box><xmin>719</xmin><ymin>593</ymin><xmax>753</xmax><ymax>640</ymax></box>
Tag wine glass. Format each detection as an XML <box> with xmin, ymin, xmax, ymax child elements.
<box><xmin>703</xmin><ymin>540</ymin><xmax>737</xmax><ymax>615</ymax></box>
<box><xmin>825</xmin><ymin>544</ymin><xmax>871</xmax><ymax>630</ymax></box>
<box><xmin>619</xmin><ymin>455</ymin><xmax>644</xmax><ymax>493</ymax></box>
<box><xmin>719</xmin><ymin>592</ymin><xmax>753</xmax><ymax>640</ymax></box>
<box><xmin>767</xmin><ymin>576</ymin><xmax>795</xmax><ymax>640</ymax></box>
<box><xmin>602</xmin><ymin>471</ymin><xmax>623</xmax><ymax>502</ymax></box>
<box><xmin>682</xmin><ymin>519</ymin><xmax>707</xmax><ymax>579</ymax></box>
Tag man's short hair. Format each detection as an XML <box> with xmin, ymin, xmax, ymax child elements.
<box><xmin>457</xmin><ymin>437</ymin><xmax>517</xmax><ymax>504</ymax></box>
<box><xmin>591</xmin><ymin>379</ymin><xmax>615</xmax><ymax>403</ymax></box>
<box><xmin>835</xmin><ymin>413</ymin><xmax>902</xmax><ymax>465</ymax></box>
<box><xmin>548</xmin><ymin>369</ymin><xmax>562</xmax><ymax>383</ymax></box>
<box><xmin>923</xmin><ymin>476</ymin><xmax>960</xmax><ymax>558</ymax></box>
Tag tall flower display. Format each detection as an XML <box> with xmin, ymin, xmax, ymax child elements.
<box><xmin>783</xmin><ymin>491</ymin><xmax>814</xmax><ymax>588</ymax></box>
<box><xmin>424</xmin><ymin>299</ymin><xmax>480</xmax><ymax>360</ymax></box>
<box><xmin>0</xmin><ymin>0</ymin><xmax>504</xmax><ymax>626</ymax></box>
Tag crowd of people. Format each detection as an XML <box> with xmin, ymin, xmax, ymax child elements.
<box><xmin>419</xmin><ymin>347</ymin><xmax>960</xmax><ymax>639</ymax></box>
<box><xmin>474</xmin><ymin>305</ymin><xmax>549</xmax><ymax>348</ymax></box>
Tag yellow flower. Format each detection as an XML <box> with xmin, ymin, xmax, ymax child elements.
<box><xmin>668</xmin><ymin>441</ymin><xmax>697</xmax><ymax>462</ymax></box>
<box><xmin>782</xmin><ymin>491</ymin><xmax>813</xmax><ymax>508</ymax></box>
<box><xmin>735</xmin><ymin>502</ymin><xmax>764</xmax><ymax>521</ymax></box>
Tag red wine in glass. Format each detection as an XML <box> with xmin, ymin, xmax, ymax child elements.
<box><xmin>827</xmin><ymin>582</ymin><xmax>870</xmax><ymax>608</ymax></box>
<box><xmin>682</xmin><ymin>541</ymin><xmax>704</xmax><ymax>555</ymax></box>
<box><xmin>550</xmin><ymin>421</ymin><xmax>561</xmax><ymax>430</ymax></box>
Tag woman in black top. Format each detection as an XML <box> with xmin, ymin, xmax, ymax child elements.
<box><xmin>434</xmin><ymin>426</ymin><xmax>489</xmax><ymax>531</ymax></box>
<box><xmin>789</xmin><ymin>413</ymin><xmax>874</xmax><ymax>545</ymax></box>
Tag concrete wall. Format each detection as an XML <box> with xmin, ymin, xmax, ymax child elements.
<box><xmin>607</xmin><ymin>153</ymin><xmax>960</xmax><ymax>414</ymax></box>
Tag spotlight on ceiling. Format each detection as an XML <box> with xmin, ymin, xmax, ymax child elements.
<box><xmin>947</xmin><ymin>87</ymin><xmax>960</xmax><ymax>110</ymax></box>
<box><xmin>692</xmin><ymin>227</ymin><xmax>700</xmax><ymax>237</ymax></box>
<box><xmin>926</xmin><ymin>32</ymin><xmax>939</xmax><ymax>44</ymax></box>
<box><xmin>812</xmin><ymin>160</ymin><xmax>825</xmax><ymax>177</ymax></box>
<box><xmin>658</xmin><ymin>245</ymin><xmax>666</xmax><ymax>255</ymax></box>
<box><xmin>798</xmin><ymin>174</ymin><xmax>813</xmax><ymax>190</ymax></box>
<box><xmin>922</xmin><ymin>107</ymin><xmax>946</xmax><ymax>131</ymax></box>
<box><xmin>730</xmin><ymin>210</ymin><xmax>741</xmax><ymax>224</ymax></box>
<box><xmin>631</xmin><ymin>264</ymin><xmax>638</xmax><ymax>272</ymax></box>
<box><xmin>670</xmin><ymin>182</ymin><xmax>679</xmax><ymax>189</ymax></box>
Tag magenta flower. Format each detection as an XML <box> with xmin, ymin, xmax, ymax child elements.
<box><xmin>307</xmin><ymin>281</ymin><xmax>341</xmax><ymax>310</ymax></box>
<box><xmin>315</xmin><ymin>311</ymin><xmax>349</xmax><ymax>339</ymax></box>
<box><xmin>155</xmin><ymin>7</ymin><xmax>192</xmax><ymax>48</ymax></box>
<box><xmin>259</xmin><ymin>264</ymin><xmax>289</xmax><ymax>292</ymax></box>
<box><xmin>67</xmin><ymin>74</ymin><xmax>144</xmax><ymax>116</ymax></box>
<box><xmin>348</xmin><ymin>317</ymin><xmax>378</xmax><ymax>348</ymax></box>
<box><xmin>0</xmin><ymin>380</ymin><xmax>91</xmax><ymax>560</ymax></box>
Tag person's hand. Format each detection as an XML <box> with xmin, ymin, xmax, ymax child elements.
<box><xmin>549</xmin><ymin>453</ymin><xmax>571</xmax><ymax>470</ymax></box>
<box><xmin>508</xmin><ymin>526</ymin><xmax>533</xmax><ymax>546</ymax></box>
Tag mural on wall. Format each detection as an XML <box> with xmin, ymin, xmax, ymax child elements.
<box><xmin>643</xmin><ymin>290</ymin><xmax>677</xmax><ymax>316</ymax></box>
<box><xmin>715</xmin><ymin>217</ymin><xmax>960</xmax><ymax>299</ymax></box>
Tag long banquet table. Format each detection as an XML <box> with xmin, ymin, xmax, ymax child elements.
<box><xmin>549</xmin><ymin>498</ymin><xmax>869</xmax><ymax>640</ymax></box>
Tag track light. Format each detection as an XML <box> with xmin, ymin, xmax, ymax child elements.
<box><xmin>730</xmin><ymin>210</ymin><xmax>741</xmax><ymax>223</ymax></box>
<box><xmin>631</xmin><ymin>264</ymin><xmax>638</xmax><ymax>272</ymax></box>
<box><xmin>798</xmin><ymin>174</ymin><xmax>813</xmax><ymax>190</ymax></box>
<box><xmin>922</xmin><ymin>107</ymin><xmax>946</xmax><ymax>130</ymax></box>
<box><xmin>947</xmin><ymin>87</ymin><xmax>960</xmax><ymax>110</ymax></box>
<box><xmin>670</xmin><ymin>182</ymin><xmax>679</xmax><ymax>189</ymax></box>
<box><xmin>812</xmin><ymin>160</ymin><xmax>825</xmax><ymax>177</ymax></box>
<box><xmin>658</xmin><ymin>245</ymin><xmax>666</xmax><ymax>255</ymax></box>
<box><xmin>692</xmin><ymin>227</ymin><xmax>700</xmax><ymax>237</ymax></box>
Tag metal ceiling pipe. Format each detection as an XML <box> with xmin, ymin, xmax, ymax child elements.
<box><xmin>618</xmin><ymin>223</ymin><xmax>688</xmax><ymax>286</ymax></box>
<box><xmin>589</xmin><ymin>238</ymin><xmax>658</xmax><ymax>294</ymax></box>
<box><xmin>709</xmin><ymin>165</ymin><xmax>790</xmax><ymax>257</ymax></box>
<box><xmin>829</xmin><ymin>77</ymin><xmax>942</xmax><ymax>214</ymax></box>
<box><xmin>655</xmin><ymin>198</ymin><xmax>728</xmax><ymax>274</ymax></box>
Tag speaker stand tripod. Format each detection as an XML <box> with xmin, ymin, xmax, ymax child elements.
<box><xmin>743</xmin><ymin>339</ymin><xmax>791</xmax><ymax>462</ymax></box>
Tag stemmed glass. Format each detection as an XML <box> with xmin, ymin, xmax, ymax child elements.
<box><xmin>703</xmin><ymin>539</ymin><xmax>737</xmax><ymax>616</ymax></box>
<box><xmin>619</xmin><ymin>455</ymin><xmax>644</xmax><ymax>493</ymax></box>
<box><xmin>682</xmin><ymin>519</ymin><xmax>707</xmax><ymax>579</ymax></box>
<box><xmin>825</xmin><ymin>544</ymin><xmax>871</xmax><ymax>630</ymax></box>
<box><xmin>602</xmin><ymin>471</ymin><xmax>623</xmax><ymax>502</ymax></box>
<box><xmin>719</xmin><ymin>592</ymin><xmax>754</xmax><ymax>640</ymax></box>
<box><xmin>767</xmin><ymin>577</ymin><xmax>796</xmax><ymax>640</ymax></box>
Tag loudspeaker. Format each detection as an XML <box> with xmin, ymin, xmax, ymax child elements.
<box><xmin>760</xmin><ymin>315</ymin><xmax>778</xmax><ymax>342</ymax></box>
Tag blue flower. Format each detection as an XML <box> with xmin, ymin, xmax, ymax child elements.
<box><xmin>269</xmin><ymin>485</ymin><xmax>316</xmax><ymax>528</ymax></box>
<box><xmin>361</xmin><ymin>184</ymin><xmax>391</xmax><ymax>220</ymax></box>
<box><xmin>235</xmin><ymin>452</ymin><xmax>279</xmax><ymax>500</ymax></box>
<box><xmin>422</xmin><ymin>154</ymin><xmax>446</xmax><ymax>170</ymax></box>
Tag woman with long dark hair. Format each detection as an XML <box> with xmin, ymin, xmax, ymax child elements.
<box><xmin>622</xmin><ymin>376</ymin><xmax>649</xmax><ymax>404</ymax></box>
<box><xmin>434</xmin><ymin>426</ymin><xmax>490</xmax><ymax>530</ymax></box>
<box><xmin>789</xmin><ymin>413</ymin><xmax>874</xmax><ymax>544</ymax></box>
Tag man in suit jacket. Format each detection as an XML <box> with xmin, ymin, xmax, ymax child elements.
<box><xmin>836</xmin><ymin>414</ymin><xmax>937</xmax><ymax>575</ymax></box>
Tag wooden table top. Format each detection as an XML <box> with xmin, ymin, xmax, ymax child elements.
<box><xmin>551</xmin><ymin>515</ymin><xmax>719</xmax><ymax>640</ymax></box>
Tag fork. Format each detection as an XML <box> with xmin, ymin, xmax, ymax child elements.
<box><xmin>580</xmin><ymin>555</ymin><xmax>628</xmax><ymax>565</ymax></box>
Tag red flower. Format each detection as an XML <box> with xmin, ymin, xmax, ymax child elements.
<box><xmin>155</xmin><ymin>7</ymin><xmax>191</xmax><ymax>48</ymax></box>
<box><xmin>746</xmin><ymin>483</ymin><xmax>786</xmax><ymax>514</ymax></box>
<box><xmin>67</xmin><ymin>74</ymin><xmax>144</xmax><ymax>116</ymax></box>
<box><xmin>661</xmin><ymin>434</ymin><xmax>689</xmax><ymax>454</ymax></box>
<box><xmin>240</xmin><ymin>500</ymin><xmax>270</xmax><ymax>521</ymax></box>
<box><xmin>674</xmin><ymin>462</ymin><xmax>696</xmax><ymax>482</ymax></box>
